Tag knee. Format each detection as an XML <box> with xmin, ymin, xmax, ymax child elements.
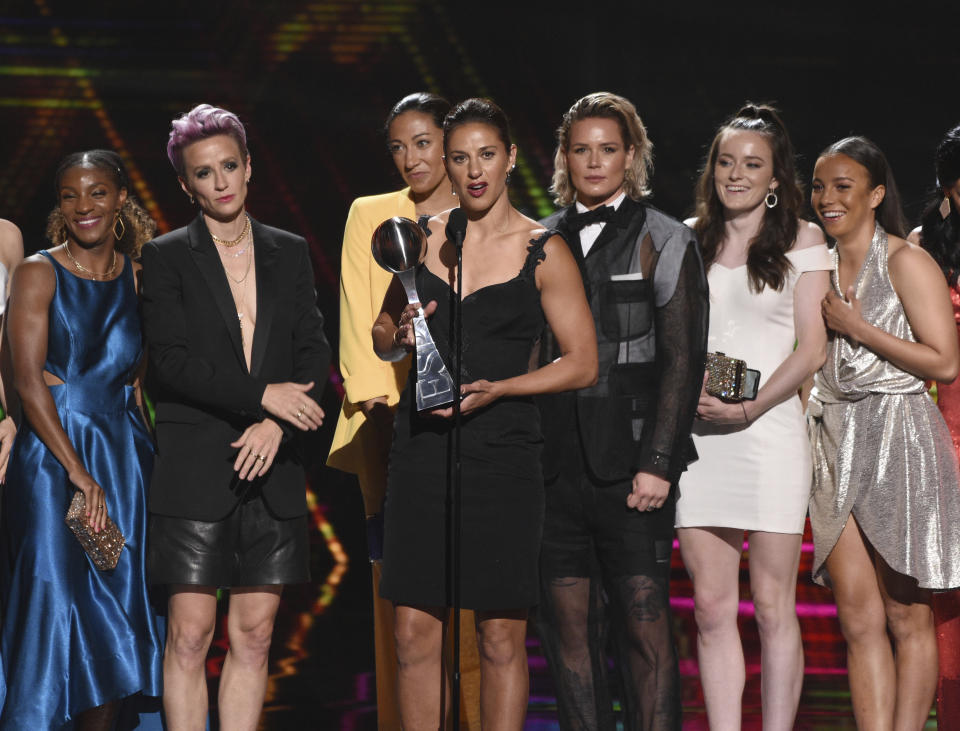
<box><xmin>229</xmin><ymin>616</ymin><xmax>276</xmax><ymax>665</ymax></box>
<box><xmin>478</xmin><ymin>623</ymin><xmax>524</xmax><ymax>669</ymax></box>
<box><xmin>751</xmin><ymin>586</ymin><xmax>796</xmax><ymax>638</ymax></box>
<box><xmin>167</xmin><ymin>618</ymin><xmax>216</xmax><ymax>666</ymax></box>
<box><xmin>836</xmin><ymin>604</ymin><xmax>886</xmax><ymax>646</ymax></box>
<box><xmin>692</xmin><ymin>584</ymin><xmax>739</xmax><ymax>635</ymax></box>
<box><xmin>885</xmin><ymin>601</ymin><xmax>934</xmax><ymax>645</ymax></box>
<box><xmin>394</xmin><ymin>612</ymin><xmax>441</xmax><ymax>667</ymax></box>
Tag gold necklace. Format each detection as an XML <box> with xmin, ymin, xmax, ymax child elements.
<box><xmin>64</xmin><ymin>243</ymin><xmax>117</xmax><ymax>280</ymax></box>
<box><xmin>210</xmin><ymin>215</ymin><xmax>251</xmax><ymax>248</ymax></box>
<box><xmin>223</xmin><ymin>241</ymin><xmax>253</xmax><ymax>285</ymax></box>
<box><xmin>224</xmin><ymin>244</ymin><xmax>254</xmax><ymax>350</ymax></box>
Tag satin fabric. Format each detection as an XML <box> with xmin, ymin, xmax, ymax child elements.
<box><xmin>0</xmin><ymin>252</ymin><xmax>162</xmax><ymax>728</ymax></box>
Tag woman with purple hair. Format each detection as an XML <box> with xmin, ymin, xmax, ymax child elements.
<box><xmin>140</xmin><ymin>104</ymin><xmax>330</xmax><ymax>729</ymax></box>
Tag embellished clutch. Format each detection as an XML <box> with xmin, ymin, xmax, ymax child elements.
<box><xmin>705</xmin><ymin>352</ymin><xmax>760</xmax><ymax>402</ymax></box>
<box><xmin>64</xmin><ymin>490</ymin><xmax>125</xmax><ymax>570</ymax></box>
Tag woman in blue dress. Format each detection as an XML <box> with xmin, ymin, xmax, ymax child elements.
<box><xmin>0</xmin><ymin>150</ymin><xmax>163</xmax><ymax>729</ymax></box>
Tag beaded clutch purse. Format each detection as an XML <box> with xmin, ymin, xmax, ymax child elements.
<box><xmin>64</xmin><ymin>490</ymin><xmax>125</xmax><ymax>570</ymax></box>
<box><xmin>705</xmin><ymin>351</ymin><xmax>760</xmax><ymax>402</ymax></box>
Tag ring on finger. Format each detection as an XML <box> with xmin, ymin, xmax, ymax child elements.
<box><xmin>257</xmin><ymin>455</ymin><xmax>266</xmax><ymax>463</ymax></box>
<box><xmin>296</xmin><ymin>409</ymin><xmax>304</xmax><ymax>420</ymax></box>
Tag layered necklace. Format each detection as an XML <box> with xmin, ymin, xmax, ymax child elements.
<box><xmin>213</xmin><ymin>219</ymin><xmax>254</xmax><ymax>352</ymax></box>
<box><xmin>63</xmin><ymin>243</ymin><xmax>117</xmax><ymax>280</ymax></box>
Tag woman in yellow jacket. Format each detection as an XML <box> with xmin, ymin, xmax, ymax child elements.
<box><xmin>327</xmin><ymin>92</ymin><xmax>481</xmax><ymax>728</ymax></box>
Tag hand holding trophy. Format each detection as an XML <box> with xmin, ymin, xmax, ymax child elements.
<box><xmin>372</xmin><ymin>216</ymin><xmax>455</xmax><ymax>410</ymax></box>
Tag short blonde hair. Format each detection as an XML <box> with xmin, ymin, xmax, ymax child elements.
<box><xmin>550</xmin><ymin>92</ymin><xmax>653</xmax><ymax>207</ymax></box>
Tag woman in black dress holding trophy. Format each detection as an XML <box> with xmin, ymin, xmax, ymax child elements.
<box><xmin>372</xmin><ymin>98</ymin><xmax>597</xmax><ymax>729</ymax></box>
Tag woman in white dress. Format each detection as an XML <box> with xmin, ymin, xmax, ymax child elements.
<box><xmin>675</xmin><ymin>104</ymin><xmax>831</xmax><ymax>729</ymax></box>
<box><xmin>0</xmin><ymin>219</ymin><xmax>22</xmax><ymax>479</ymax></box>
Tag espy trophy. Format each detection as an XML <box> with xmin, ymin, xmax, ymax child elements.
<box><xmin>372</xmin><ymin>216</ymin><xmax>456</xmax><ymax>410</ymax></box>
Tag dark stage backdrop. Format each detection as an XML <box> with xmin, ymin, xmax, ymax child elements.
<box><xmin>2</xmin><ymin>0</ymin><xmax>957</xmax><ymax>500</ymax></box>
<box><xmin>2</xmin><ymin>2</ymin><xmax>958</xmax><ymax>724</ymax></box>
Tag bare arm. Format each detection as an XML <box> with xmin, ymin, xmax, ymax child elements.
<box><xmin>823</xmin><ymin>241</ymin><xmax>959</xmax><ymax>382</ymax></box>
<box><xmin>8</xmin><ymin>257</ymin><xmax>108</xmax><ymax>530</ymax></box>
<box><xmin>0</xmin><ymin>219</ymin><xmax>24</xmax><ymax>481</ymax></box>
<box><xmin>698</xmin><ymin>270</ymin><xmax>830</xmax><ymax>424</ymax></box>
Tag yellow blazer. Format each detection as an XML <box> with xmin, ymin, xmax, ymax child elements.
<box><xmin>327</xmin><ymin>188</ymin><xmax>414</xmax><ymax>485</ymax></box>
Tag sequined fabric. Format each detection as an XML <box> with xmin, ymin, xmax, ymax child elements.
<box><xmin>808</xmin><ymin>224</ymin><xmax>960</xmax><ymax>589</ymax></box>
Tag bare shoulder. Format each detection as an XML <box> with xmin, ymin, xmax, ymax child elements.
<box><xmin>541</xmin><ymin>232</ymin><xmax>572</xmax><ymax>259</ymax></box>
<box><xmin>888</xmin><ymin>235</ymin><xmax>943</xmax><ymax>282</ymax></box>
<box><xmin>906</xmin><ymin>225</ymin><xmax>922</xmax><ymax>245</ymax></box>
<box><xmin>792</xmin><ymin>219</ymin><xmax>826</xmax><ymax>250</ymax></box>
<box><xmin>0</xmin><ymin>219</ymin><xmax>24</xmax><ymax>266</ymax></box>
<box><xmin>11</xmin><ymin>252</ymin><xmax>55</xmax><ymax>294</ymax></box>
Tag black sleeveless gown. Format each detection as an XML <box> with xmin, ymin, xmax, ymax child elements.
<box><xmin>379</xmin><ymin>232</ymin><xmax>549</xmax><ymax>610</ymax></box>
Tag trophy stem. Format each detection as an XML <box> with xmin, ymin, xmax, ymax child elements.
<box><xmin>397</xmin><ymin>270</ymin><xmax>456</xmax><ymax>410</ymax></box>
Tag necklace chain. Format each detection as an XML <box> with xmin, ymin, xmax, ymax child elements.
<box><xmin>210</xmin><ymin>214</ymin><xmax>251</xmax><ymax>248</ymax></box>
<box><xmin>63</xmin><ymin>243</ymin><xmax>117</xmax><ymax>280</ymax></box>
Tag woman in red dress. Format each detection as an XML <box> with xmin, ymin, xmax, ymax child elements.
<box><xmin>909</xmin><ymin>122</ymin><xmax>960</xmax><ymax>729</ymax></box>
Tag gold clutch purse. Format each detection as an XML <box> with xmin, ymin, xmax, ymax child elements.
<box><xmin>705</xmin><ymin>352</ymin><xmax>760</xmax><ymax>402</ymax></box>
<box><xmin>64</xmin><ymin>490</ymin><xmax>125</xmax><ymax>570</ymax></box>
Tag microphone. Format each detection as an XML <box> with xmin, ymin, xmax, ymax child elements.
<box><xmin>445</xmin><ymin>207</ymin><xmax>468</xmax><ymax>251</ymax></box>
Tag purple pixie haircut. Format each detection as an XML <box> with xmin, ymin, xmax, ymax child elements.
<box><xmin>166</xmin><ymin>104</ymin><xmax>249</xmax><ymax>176</ymax></box>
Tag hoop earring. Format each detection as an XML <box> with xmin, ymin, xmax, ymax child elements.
<box><xmin>765</xmin><ymin>188</ymin><xmax>778</xmax><ymax>209</ymax></box>
<box><xmin>113</xmin><ymin>213</ymin><xmax>126</xmax><ymax>241</ymax></box>
<box><xmin>188</xmin><ymin>193</ymin><xmax>195</xmax><ymax>205</ymax></box>
<box><xmin>940</xmin><ymin>195</ymin><xmax>952</xmax><ymax>220</ymax></box>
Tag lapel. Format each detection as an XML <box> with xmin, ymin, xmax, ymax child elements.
<box><xmin>249</xmin><ymin>218</ymin><xmax>280</xmax><ymax>378</ymax></box>
<box><xmin>187</xmin><ymin>214</ymin><xmax>246</xmax><ymax>370</ymax></box>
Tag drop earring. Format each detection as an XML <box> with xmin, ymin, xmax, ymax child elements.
<box><xmin>764</xmin><ymin>187</ymin><xmax>778</xmax><ymax>209</ymax></box>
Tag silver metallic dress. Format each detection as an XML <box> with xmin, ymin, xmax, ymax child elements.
<box><xmin>808</xmin><ymin>224</ymin><xmax>960</xmax><ymax>590</ymax></box>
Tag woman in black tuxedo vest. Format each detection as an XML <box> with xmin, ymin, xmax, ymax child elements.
<box><xmin>140</xmin><ymin>104</ymin><xmax>330</xmax><ymax>730</ymax></box>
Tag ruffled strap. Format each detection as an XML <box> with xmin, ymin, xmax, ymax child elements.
<box><xmin>520</xmin><ymin>228</ymin><xmax>553</xmax><ymax>279</ymax></box>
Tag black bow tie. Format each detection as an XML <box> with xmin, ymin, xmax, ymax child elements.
<box><xmin>567</xmin><ymin>205</ymin><xmax>615</xmax><ymax>232</ymax></box>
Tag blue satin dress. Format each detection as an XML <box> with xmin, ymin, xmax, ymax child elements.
<box><xmin>0</xmin><ymin>251</ymin><xmax>163</xmax><ymax>728</ymax></box>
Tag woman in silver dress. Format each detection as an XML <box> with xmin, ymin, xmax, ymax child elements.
<box><xmin>809</xmin><ymin>136</ymin><xmax>960</xmax><ymax>728</ymax></box>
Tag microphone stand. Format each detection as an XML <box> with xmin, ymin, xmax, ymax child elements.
<box><xmin>451</xmin><ymin>228</ymin><xmax>464</xmax><ymax>727</ymax></box>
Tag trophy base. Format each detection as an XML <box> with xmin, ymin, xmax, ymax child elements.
<box><xmin>415</xmin><ymin>379</ymin><xmax>456</xmax><ymax>411</ymax></box>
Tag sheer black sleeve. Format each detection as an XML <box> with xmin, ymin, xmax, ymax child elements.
<box><xmin>633</xmin><ymin>237</ymin><xmax>708</xmax><ymax>483</ymax></box>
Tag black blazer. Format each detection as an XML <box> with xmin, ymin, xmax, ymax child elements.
<box><xmin>537</xmin><ymin>200</ymin><xmax>708</xmax><ymax>485</ymax></box>
<box><xmin>141</xmin><ymin>215</ymin><xmax>331</xmax><ymax>521</ymax></box>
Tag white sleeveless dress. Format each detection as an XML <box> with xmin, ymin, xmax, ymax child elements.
<box><xmin>675</xmin><ymin>244</ymin><xmax>831</xmax><ymax>534</ymax></box>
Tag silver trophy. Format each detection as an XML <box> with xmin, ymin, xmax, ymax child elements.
<box><xmin>372</xmin><ymin>216</ymin><xmax>455</xmax><ymax>411</ymax></box>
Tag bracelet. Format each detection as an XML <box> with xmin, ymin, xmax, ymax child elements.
<box><xmin>741</xmin><ymin>402</ymin><xmax>749</xmax><ymax>424</ymax></box>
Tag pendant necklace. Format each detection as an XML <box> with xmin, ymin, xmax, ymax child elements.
<box><xmin>225</xmin><ymin>242</ymin><xmax>254</xmax><ymax>348</ymax></box>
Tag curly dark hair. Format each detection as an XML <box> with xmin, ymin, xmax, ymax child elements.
<box><xmin>693</xmin><ymin>103</ymin><xmax>802</xmax><ymax>293</ymax></box>
<box><xmin>45</xmin><ymin>149</ymin><xmax>155</xmax><ymax>257</ymax></box>
<box><xmin>918</xmin><ymin>124</ymin><xmax>960</xmax><ymax>285</ymax></box>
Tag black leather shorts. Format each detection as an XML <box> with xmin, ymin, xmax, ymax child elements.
<box><xmin>148</xmin><ymin>493</ymin><xmax>309</xmax><ymax>587</ymax></box>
